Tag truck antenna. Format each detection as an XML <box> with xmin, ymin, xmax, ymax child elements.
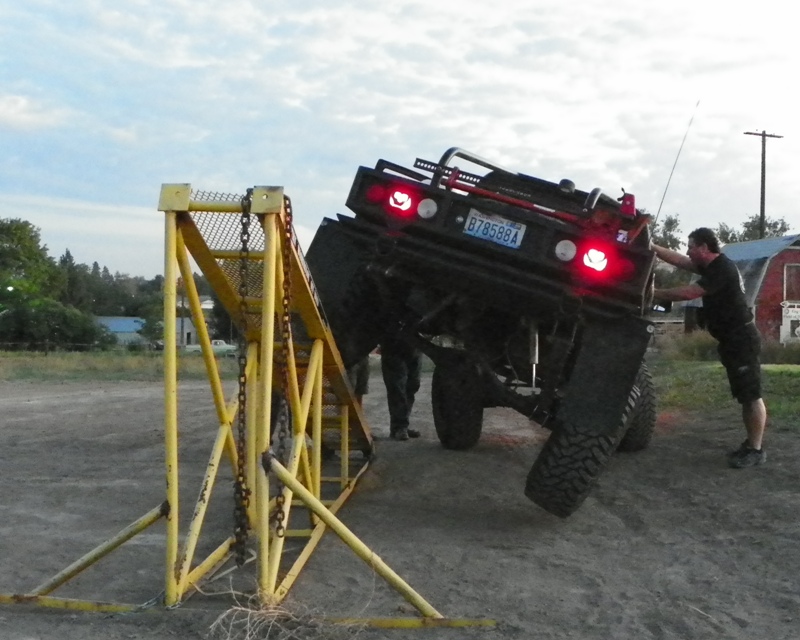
<box><xmin>654</xmin><ymin>100</ymin><xmax>700</xmax><ymax>226</ymax></box>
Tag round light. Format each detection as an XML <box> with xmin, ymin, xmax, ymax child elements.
<box><xmin>389</xmin><ymin>190</ymin><xmax>413</xmax><ymax>211</ymax></box>
<box><xmin>583</xmin><ymin>249</ymin><xmax>608</xmax><ymax>271</ymax></box>
<box><xmin>554</xmin><ymin>239</ymin><xmax>577</xmax><ymax>261</ymax></box>
<box><xmin>417</xmin><ymin>198</ymin><xmax>438</xmax><ymax>219</ymax></box>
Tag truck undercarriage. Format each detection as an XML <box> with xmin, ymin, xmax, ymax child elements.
<box><xmin>306</xmin><ymin>148</ymin><xmax>658</xmax><ymax>517</ymax></box>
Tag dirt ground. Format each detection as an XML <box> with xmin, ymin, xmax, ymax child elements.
<box><xmin>1</xmin><ymin>366</ymin><xmax>799</xmax><ymax>640</ymax></box>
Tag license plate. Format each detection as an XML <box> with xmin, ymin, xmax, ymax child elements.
<box><xmin>463</xmin><ymin>208</ymin><xmax>526</xmax><ymax>249</ymax></box>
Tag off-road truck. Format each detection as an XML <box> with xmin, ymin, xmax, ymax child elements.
<box><xmin>305</xmin><ymin>148</ymin><xmax>658</xmax><ymax>517</ymax></box>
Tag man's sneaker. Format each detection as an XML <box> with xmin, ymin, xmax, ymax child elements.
<box><xmin>728</xmin><ymin>444</ymin><xmax>766</xmax><ymax>468</ymax></box>
<box><xmin>391</xmin><ymin>428</ymin><xmax>410</xmax><ymax>441</ymax></box>
<box><xmin>727</xmin><ymin>440</ymin><xmax>750</xmax><ymax>460</ymax></box>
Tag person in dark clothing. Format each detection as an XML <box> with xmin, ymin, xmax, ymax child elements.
<box><xmin>346</xmin><ymin>355</ymin><xmax>370</xmax><ymax>406</ymax></box>
<box><xmin>652</xmin><ymin>227</ymin><xmax>768</xmax><ymax>468</ymax></box>
<box><xmin>380</xmin><ymin>333</ymin><xmax>422</xmax><ymax>441</ymax></box>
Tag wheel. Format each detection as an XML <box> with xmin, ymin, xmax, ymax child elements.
<box><xmin>431</xmin><ymin>354</ymin><xmax>484</xmax><ymax>450</ymax></box>
<box><xmin>617</xmin><ymin>363</ymin><xmax>657</xmax><ymax>452</ymax></box>
<box><xmin>524</xmin><ymin>384</ymin><xmax>639</xmax><ymax>518</ymax></box>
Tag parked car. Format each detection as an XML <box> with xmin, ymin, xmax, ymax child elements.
<box><xmin>183</xmin><ymin>339</ymin><xmax>237</xmax><ymax>357</ymax></box>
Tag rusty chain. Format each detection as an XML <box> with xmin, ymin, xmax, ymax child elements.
<box><xmin>233</xmin><ymin>188</ymin><xmax>253</xmax><ymax>567</ymax></box>
<box><xmin>272</xmin><ymin>195</ymin><xmax>295</xmax><ymax>539</ymax></box>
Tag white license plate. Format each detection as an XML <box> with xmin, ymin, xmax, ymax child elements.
<box><xmin>463</xmin><ymin>208</ymin><xmax>526</xmax><ymax>249</ymax></box>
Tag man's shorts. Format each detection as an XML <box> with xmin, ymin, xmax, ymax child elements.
<box><xmin>717</xmin><ymin>323</ymin><xmax>762</xmax><ymax>404</ymax></box>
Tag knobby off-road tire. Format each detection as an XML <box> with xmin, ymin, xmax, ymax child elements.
<box><xmin>524</xmin><ymin>386</ymin><xmax>639</xmax><ymax>518</ymax></box>
<box><xmin>617</xmin><ymin>363</ymin><xmax>657</xmax><ymax>452</ymax></box>
<box><xmin>431</xmin><ymin>355</ymin><xmax>484</xmax><ymax>450</ymax></box>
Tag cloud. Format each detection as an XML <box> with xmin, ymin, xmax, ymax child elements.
<box><xmin>0</xmin><ymin>95</ymin><xmax>70</xmax><ymax>130</ymax></box>
<box><xmin>1</xmin><ymin>0</ymin><xmax>798</xmax><ymax>282</ymax></box>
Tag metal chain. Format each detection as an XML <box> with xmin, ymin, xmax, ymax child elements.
<box><xmin>233</xmin><ymin>189</ymin><xmax>253</xmax><ymax>566</ymax></box>
<box><xmin>273</xmin><ymin>195</ymin><xmax>295</xmax><ymax>539</ymax></box>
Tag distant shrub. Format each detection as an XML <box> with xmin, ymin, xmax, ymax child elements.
<box><xmin>657</xmin><ymin>331</ymin><xmax>718</xmax><ymax>361</ymax></box>
<box><xmin>657</xmin><ymin>331</ymin><xmax>800</xmax><ymax>365</ymax></box>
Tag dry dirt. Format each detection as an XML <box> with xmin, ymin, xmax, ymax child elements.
<box><xmin>1</xmin><ymin>368</ymin><xmax>799</xmax><ymax>640</ymax></box>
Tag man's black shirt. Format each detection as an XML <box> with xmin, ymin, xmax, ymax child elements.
<box><xmin>697</xmin><ymin>253</ymin><xmax>753</xmax><ymax>342</ymax></box>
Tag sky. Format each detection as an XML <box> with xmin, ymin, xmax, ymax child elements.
<box><xmin>2</xmin><ymin>1</ymin><xmax>798</xmax><ymax>279</ymax></box>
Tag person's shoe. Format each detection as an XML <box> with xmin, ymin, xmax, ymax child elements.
<box><xmin>391</xmin><ymin>428</ymin><xmax>410</xmax><ymax>441</ymax></box>
<box><xmin>727</xmin><ymin>440</ymin><xmax>750</xmax><ymax>460</ymax></box>
<box><xmin>728</xmin><ymin>444</ymin><xmax>766</xmax><ymax>468</ymax></box>
<box><xmin>407</xmin><ymin>428</ymin><xmax>421</xmax><ymax>438</ymax></box>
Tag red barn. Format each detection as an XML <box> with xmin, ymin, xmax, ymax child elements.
<box><xmin>722</xmin><ymin>234</ymin><xmax>800</xmax><ymax>343</ymax></box>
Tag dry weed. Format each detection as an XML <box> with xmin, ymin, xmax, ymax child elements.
<box><xmin>209</xmin><ymin>593</ymin><xmax>365</xmax><ymax>640</ymax></box>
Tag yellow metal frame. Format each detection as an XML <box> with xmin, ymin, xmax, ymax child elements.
<box><xmin>0</xmin><ymin>183</ymin><xmax>493</xmax><ymax>629</ymax></box>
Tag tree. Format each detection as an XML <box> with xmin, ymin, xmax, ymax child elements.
<box><xmin>650</xmin><ymin>213</ymin><xmax>683</xmax><ymax>251</ymax></box>
<box><xmin>58</xmin><ymin>249</ymin><xmax>92</xmax><ymax>311</ymax></box>
<box><xmin>716</xmin><ymin>214</ymin><xmax>792</xmax><ymax>244</ymax></box>
<box><xmin>647</xmin><ymin>213</ymin><xmax>693</xmax><ymax>289</ymax></box>
<box><xmin>0</xmin><ymin>218</ymin><xmax>62</xmax><ymax>296</ymax></box>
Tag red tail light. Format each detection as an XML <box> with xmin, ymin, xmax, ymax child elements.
<box><xmin>387</xmin><ymin>188</ymin><xmax>416</xmax><ymax>217</ymax></box>
<box><xmin>582</xmin><ymin>248</ymin><xmax>608</xmax><ymax>272</ymax></box>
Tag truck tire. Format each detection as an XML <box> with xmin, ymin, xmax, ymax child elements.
<box><xmin>617</xmin><ymin>363</ymin><xmax>657</xmax><ymax>452</ymax></box>
<box><xmin>524</xmin><ymin>385</ymin><xmax>639</xmax><ymax>518</ymax></box>
<box><xmin>431</xmin><ymin>355</ymin><xmax>484</xmax><ymax>450</ymax></box>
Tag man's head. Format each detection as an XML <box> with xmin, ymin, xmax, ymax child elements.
<box><xmin>687</xmin><ymin>227</ymin><xmax>721</xmax><ymax>267</ymax></box>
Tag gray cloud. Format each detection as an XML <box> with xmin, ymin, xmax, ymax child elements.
<box><xmin>1</xmin><ymin>0</ymin><xmax>798</xmax><ymax>278</ymax></box>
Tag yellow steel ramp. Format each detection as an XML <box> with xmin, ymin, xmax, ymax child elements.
<box><xmin>0</xmin><ymin>183</ymin><xmax>493</xmax><ymax>630</ymax></box>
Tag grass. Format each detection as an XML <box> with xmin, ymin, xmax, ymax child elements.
<box><xmin>3</xmin><ymin>340</ymin><xmax>798</xmax><ymax>422</ymax></box>
<box><xmin>0</xmin><ymin>350</ymin><xmax>239</xmax><ymax>382</ymax></box>
<box><xmin>648</xmin><ymin>354</ymin><xmax>800</xmax><ymax>422</ymax></box>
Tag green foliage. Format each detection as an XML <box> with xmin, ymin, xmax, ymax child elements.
<box><xmin>657</xmin><ymin>331</ymin><xmax>800</xmax><ymax>365</ymax></box>
<box><xmin>0</xmin><ymin>296</ymin><xmax>116</xmax><ymax>351</ymax></box>
<box><xmin>650</xmin><ymin>213</ymin><xmax>683</xmax><ymax>250</ymax></box>
<box><xmin>716</xmin><ymin>214</ymin><xmax>792</xmax><ymax>244</ymax></box>
<box><xmin>0</xmin><ymin>216</ymin><xmax>210</xmax><ymax>352</ymax></box>
<box><xmin>649</xmin><ymin>355</ymin><xmax>800</xmax><ymax>421</ymax></box>
<box><xmin>0</xmin><ymin>218</ymin><xmax>62</xmax><ymax>296</ymax></box>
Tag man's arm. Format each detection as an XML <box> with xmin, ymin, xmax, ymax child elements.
<box><xmin>654</xmin><ymin>283</ymin><xmax>706</xmax><ymax>302</ymax></box>
<box><xmin>651</xmin><ymin>243</ymin><xmax>698</xmax><ymax>273</ymax></box>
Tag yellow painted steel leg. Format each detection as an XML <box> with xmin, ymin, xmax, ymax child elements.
<box><xmin>184</xmin><ymin>537</ymin><xmax>235</xmax><ymax>593</ymax></box>
<box><xmin>274</xmin><ymin>461</ymin><xmax>372</xmax><ymax>601</ymax></box>
<box><xmin>29</xmin><ymin>503</ymin><xmax>168</xmax><ymax>597</ymax></box>
<box><xmin>163</xmin><ymin>212</ymin><xmax>180</xmax><ymax>606</ymax></box>
<box><xmin>312</xmin><ymin>341</ymin><xmax>322</xmax><ymax>501</ymax></box>
<box><xmin>0</xmin><ymin>594</ymin><xmax>142</xmax><ymax>614</ymax></box>
<box><xmin>176</xmin><ymin>234</ymin><xmax>229</xmax><ymax>426</ymax></box>
<box><xmin>176</xmin><ymin>424</ymin><xmax>230</xmax><ymax>596</ymax></box>
<box><xmin>257</xmin><ymin>212</ymin><xmax>278</xmax><ymax>598</ymax></box>
<box><xmin>263</xmin><ymin>453</ymin><xmax>444</xmax><ymax>620</ymax></box>
<box><xmin>341</xmin><ymin>406</ymin><xmax>350</xmax><ymax>489</ymax></box>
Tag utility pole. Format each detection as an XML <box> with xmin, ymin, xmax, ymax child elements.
<box><xmin>744</xmin><ymin>130</ymin><xmax>783</xmax><ymax>238</ymax></box>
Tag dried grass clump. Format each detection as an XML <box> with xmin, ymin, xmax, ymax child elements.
<box><xmin>209</xmin><ymin>594</ymin><xmax>364</xmax><ymax>640</ymax></box>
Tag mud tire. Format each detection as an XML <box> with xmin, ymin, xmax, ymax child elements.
<box><xmin>618</xmin><ymin>364</ymin><xmax>657</xmax><ymax>453</ymax></box>
<box><xmin>431</xmin><ymin>355</ymin><xmax>484</xmax><ymax>450</ymax></box>
<box><xmin>524</xmin><ymin>386</ymin><xmax>639</xmax><ymax>518</ymax></box>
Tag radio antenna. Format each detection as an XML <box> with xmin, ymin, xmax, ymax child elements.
<box><xmin>654</xmin><ymin>100</ymin><xmax>700</xmax><ymax>226</ymax></box>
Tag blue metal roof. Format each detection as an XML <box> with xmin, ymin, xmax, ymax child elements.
<box><xmin>723</xmin><ymin>235</ymin><xmax>800</xmax><ymax>307</ymax></box>
<box><xmin>95</xmin><ymin>316</ymin><xmax>146</xmax><ymax>333</ymax></box>
<box><xmin>721</xmin><ymin>234</ymin><xmax>800</xmax><ymax>261</ymax></box>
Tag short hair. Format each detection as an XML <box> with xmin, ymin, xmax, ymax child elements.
<box><xmin>688</xmin><ymin>227</ymin><xmax>721</xmax><ymax>253</ymax></box>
